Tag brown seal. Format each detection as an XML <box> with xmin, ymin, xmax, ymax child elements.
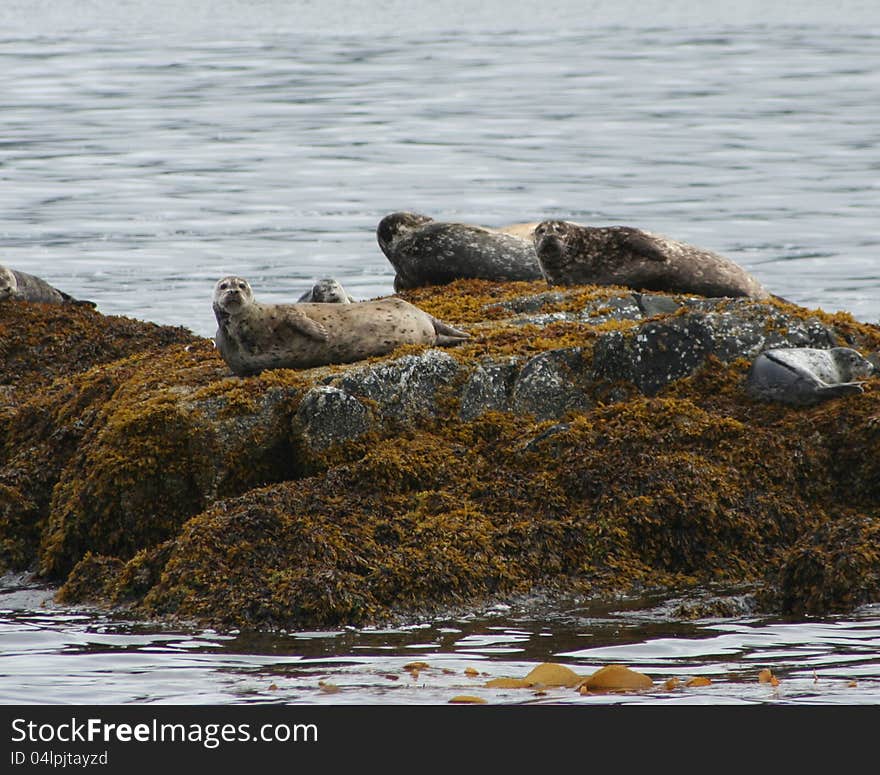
<box><xmin>376</xmin><ymin>212</ymin><xmax>543</xmax><ymax>291</ymax></box>
<box><xmin>0</xmin><ymin>264</ymin><xmax>95</xmax><ymax>306</ymax></box>
<box><xmin>532</xmin><ymin>220</ymin><xmax>771</xmax><ymax>299</ymax></box>
<box><xmin>212</xmin><ymin>275</ymin><xmax>469</xmax><ymax>375</ymax></box>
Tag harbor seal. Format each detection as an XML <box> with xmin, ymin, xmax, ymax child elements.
<box><xmin>532</xmin><ymin>220</ymin><xmax>771</xmax><ymax>299</ymax></box>
<box><xmin>212</xmin><ymin>275</ymin><xmax>469</xmax><ymax>375</ymax></box>
<box><xmin>376</xmin><ymin>212</ymin><xmax>543</xmax><ymax>291</ymax></box>
<box><xmin>296</xmin><ymin>278</ymin><xmax>355</xmax><ymax>303</ymax></box>
<box><xmin>0</xmin><ymin>265</ymin><xmax>95</xmax><ymax>306</ymax></box>
<box><xmin>746</xmin><ymin>347</ymin><xmax>874</xmax><ymax>406</ymax></box>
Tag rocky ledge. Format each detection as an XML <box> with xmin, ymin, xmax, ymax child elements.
<box><xmin>2</xmin><ymin>280</ymin><xmax>879</xmax><ymax>630</ymax></box>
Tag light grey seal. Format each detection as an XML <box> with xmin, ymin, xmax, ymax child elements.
<box><xmin>746</xmin><ymin>347</ymin><xmax>874</xmax><ymax>406</ymax></box>
<box><xmin>532</xmin><ymin>220</ymin><xmax>771</xmax><ymax>299</ymax></box>
<box><xmin>376</xmin><ymin>212</ymin><xmax>543</xmax><ymax>291</ymax></box>
<box><xmin>212</xmin><ymin>275</ymin><xmax>469</xmax><ymax>376</ymax></box>
<box><xmin>0</xmin><ymin>265</ymin><xmax>95</xmax><ymax>307</ymax></box>
<box><xmin>296</xmin><ymin>278</ymin><xmax>355</xmax><ymax>304</ymax></box>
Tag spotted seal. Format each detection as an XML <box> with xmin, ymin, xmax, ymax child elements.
<box><xmin>376</xmin><ymin>212</ymin><xmax>543</xmax><ymax>291</ymax></box>
<box><xmin>0</xmin><ymin>265</ymin><xmax>95</xmax><ymax>306</ymax></box>
<box><xmin>212</xmin><ymin>275</ymin><xmax>469</xmax><ymax>375</ymax></box>
<box><xmin>532</xmin><ymin>220</ymin><xmax>771</xmax><ymax>299</ymax></box>
<box><xmin>746</xmin><ymin>347</ymin><xmax>874</xmax><ymax>406</ymax></box>
<box><xmin>296</xmin><ymin>278</ymin><xmax>355</xmax><ymax>303</ymax></box>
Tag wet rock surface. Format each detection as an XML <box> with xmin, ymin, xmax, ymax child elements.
<box><xmin>2</xmin><ymin>280</ymin><xmax>879</xmax><ymax>630</ymax></box>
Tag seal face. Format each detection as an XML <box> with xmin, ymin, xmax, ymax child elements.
<box><xmin>0</xmin><ymin>264</ymin><xmax>95</xmax><ymax>306</ymax></box>
<box><xmin>747</xmin><ymin>346</ymin><xmax>874</xmax><ymax>406</ymax></box>
<box><xmin>377</xmin><ymin>212</ymin><xmax>543</xmax><ymax>291</ymax></box>
<box><xmin>533</xmin><ymin>220</ymin><xmax>770</xmax><ymax>299</ymax></box>
<box><xmin>212</xmin><ymin>275</ymin><xmax>469</xmax><ymax>376</ymax></box>
<box><xmin>296</xmin><ymin>278</ymin><xmax>355</xmax><ymax>304</ymax></box>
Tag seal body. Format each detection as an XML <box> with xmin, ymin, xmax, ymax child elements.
<box><xmin>747</xmin><ymin>347</ymin><xmax>874</xmax><ymax>406</ymax></box>
<box><xmin>533</xmin><ymin>221</ymin><xmax>770</xmax><ymax>299</ymax></box>
<box><xmin>0</xmin><ymin>265</ymin><xmax>95</xmax><ymax>306</ymax></box>
<box><xmin>376</xmin><ymin>212</ymin><xmax>543</xmax><ymax>291</ymax></box>
<box><xmin>212</xmin><ymin>275</ymin><xmax>469</xmax><ymax>375</ymax></box>
<box><xmin>297</xmin><ymin>278</ymin><xmax>355</xmax><ymax>303</ymax></box>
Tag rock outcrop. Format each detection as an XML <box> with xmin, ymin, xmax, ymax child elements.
<box><xmin>1</xmin><ymin>280</ymin><xmax>879</xmax><ymax>630</ymax></box>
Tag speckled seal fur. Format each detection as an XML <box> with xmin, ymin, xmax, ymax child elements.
<box><xmin>297</xmin><ymin>278</ymin><xmax>355</xmax><ymax>303</ymax></box>
<box><xmin>747</xmin><ymin>347</ymin><xmax>874</xmax><ymax>406</ymax></box>
<box><xmin>212</xmin><ymin>275</ymin><xmax>469</xmax><ymax>375</ymax></box>
<box><xmin>376</xmin><ymin>212</ymin><xmax>543</xmax><ymax>291</ymax></box>
<box><xmin>0</xmin><ymin>264</ymin><xmax>95</xmax><ymax>306</ymax></box>
<box><xmin>533</xmin><ymin>221</ymin><xmax>770</xmax><ymax>299</ymax></box>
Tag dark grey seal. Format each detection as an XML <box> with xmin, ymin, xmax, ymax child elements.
<box><xmin>0</xmin><ymin>265</ymin><xmax>95</xmax><ymax>307</ymax></box>
<box><xmin>213</xmin><ymin>275</ymin><xmax>469</xmax><ymax>376</ymax></box>
<box><xmin>296</xmin><ymin>278</ymin><xmax>355</xmax><ymax>304</ymax></box>
<box><xmin>533</xmin><ymin>220</ymin><xmax>771</xmax><ymax>299</ymax></box>
<box><xmin>376</xmin><ymin>212</ymin><xmax>543</xmax><ymax>291</ymax></box>
<box><xmin>747</xmin><ymin>347</ymin><xmax>874</xmax><ymax>406</ymax></box>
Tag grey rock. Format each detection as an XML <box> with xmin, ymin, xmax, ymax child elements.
<box><xmin>336</xmin><ymin>349</ymin><xmax>464</xmax><ymax>424</ymax></box>
<box><xmin>511</xmin><ymin>348</ymin><xmax>593</xmax><ymax>420</ymax></box>
<box><xmin>578</xmin><ymin>293</ymin><xmax>644</xmax><ymax>324</ymax></box>
<box><xmin>592</xmin><ymin>318</ymin><xmax>715</xmax><ymax>396</ymax></box>
<box><xmin>459</xmin><ymin>358</ymin><xmax>521</xmax><ymax>421</ymax></box>
<box><xmin>294</xmin><ymin>386</ymin><xmax>372</xmax><ymax>451</ymax></box>
<box><xmin>510</xmin><ymin>311</ymin><xmax>577</xmax><ymax>326</ymax></box>
<box><xmin>592</xmin><ymin>301</ymin><xmax>843</xmax><ymax>396</ymax></box>
<box><xmin>633</xmin><ymin>293</ymin><xmax>682</xmax><ymax>317</ymax></box>
<box><xmin>488</xmin><ymin>291</ymin><xmax>568</xmax><ymax>315</ymax></box>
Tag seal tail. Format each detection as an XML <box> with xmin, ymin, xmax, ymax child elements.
<box><xmin>431</xmin><ymin>316</ymin><xmax>469</xmax><ymax>346</ymax></box>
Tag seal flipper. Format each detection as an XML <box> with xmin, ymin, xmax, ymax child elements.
<box><xmin>783</xmin><ymin>377</ymin><xmax>865</xmax><ymax>406</ymax></box>
<box><xmin>277</xmin><ymin>310</ymin><xmax>330</xmax><ymax>342</ymax></box>
<box><xmin>430</xmin><ymin>315</ymin><xmax>469</xmax><ymax>346</ymax></box>
<box><xmin>813</xmin><ymin>382</ymin><xmax>866</xmax><ymax>400</ymax></box>
<box><xmin>616</xmin><ymin>227</ymin><xmax>668</xmax><ymax>262</ymax></box>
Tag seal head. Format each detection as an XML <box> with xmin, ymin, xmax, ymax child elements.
<box><xmin>0</xmin><ymin>266</ymin><xmax>17</xmax><ymax>301</ymax></box>
<box><xmin>297</xmin><ymin>278</ymin><xmax>355</xmax><ymax>304</ymax></box>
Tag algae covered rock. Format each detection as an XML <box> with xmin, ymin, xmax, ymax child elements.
<box><xmin>3</xmin><ymin>279</ymin><xmax>880</xmax><ymax>630</ymax></box>
<box><xmin>591</xmin><ymin>299</ymin><xmax>842</xmax><ymax>395</ymax></box>
<box><xmin>769</xmin><ymin>514</ymin><xmax>880</xmax><ymax>615</ymax></box>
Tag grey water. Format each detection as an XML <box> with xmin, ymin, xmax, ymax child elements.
<box><xmin>3</xmin><ymin>579</ymin><xmax>880</xmax><ymax>705</ymax></box>
<box><xmin>2</xmin><ymin>0</ymin><xmax>880</xmax><ymax>704</ymax></box>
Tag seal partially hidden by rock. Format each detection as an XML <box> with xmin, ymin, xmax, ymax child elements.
<box><xmin>533</xmin><ymin>220</ymin><xmax>771</xmax><ymax>299</ymax></box>
<box><xmin>747</xmin><ymin>347</ymin><xmax>874</xmax><ymax>406</ymax></box>
<box><xmin>297</xmin><ymin>278</ymin><xmax>355</xmax><ymax>304</ymax></box>
<box><xmin>212</xmin><ymin>275</ymin><xmax>469</xmax><ymax>375</ymax></box>
<box><xmin>0</xmin><ymin>264</ymin><xmax>95</xmax><ymax>307</ymax></box>
<box><xmin>377</xmin><ymin>211</ymin><xmax>543</xmax><ymax>291</ymax></box>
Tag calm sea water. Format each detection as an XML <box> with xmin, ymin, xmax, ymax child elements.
<box><xmin>2</xmin><ymin>1</ymin><xmax>880</xmax><ymax>704</ymax></box>
<box><xmin>3</xmin><ymin>578</ymin><xmax>880</xmax><ymax>705</ymax></box>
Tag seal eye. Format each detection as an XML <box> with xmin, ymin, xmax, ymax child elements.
<box><xmin>220</xmin><ymin>282</ymin><xmax>229</xmax><ymax>290</ymax></box>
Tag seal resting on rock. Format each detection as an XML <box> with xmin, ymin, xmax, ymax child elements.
<box><xmin>376</xmin><ymin>211</ymin><xmax>543</xmax><ymax>291</ymax></box>
<box><xmin>296</xmin><ymin>278</ymin><xmax>355</xmax><ymax>303</ymax></box>
<box><xmin>0</xmin><ymin>264</ymin><xmax>95</xmax><ymax>307</ymax></box>
<box><xmin>746</xmin><ymin>347</ymin><xmax>874</xmax><ymax>406</ymax></box>
<box><xmin>212</xmin><ymin>275</ymin><xmax>469</xmax><ymax>375</ymax></box>
<box><xmin>532</xmin><ymin>220</ymin><xmax>771</xmax><ymax>299</ymax></box>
